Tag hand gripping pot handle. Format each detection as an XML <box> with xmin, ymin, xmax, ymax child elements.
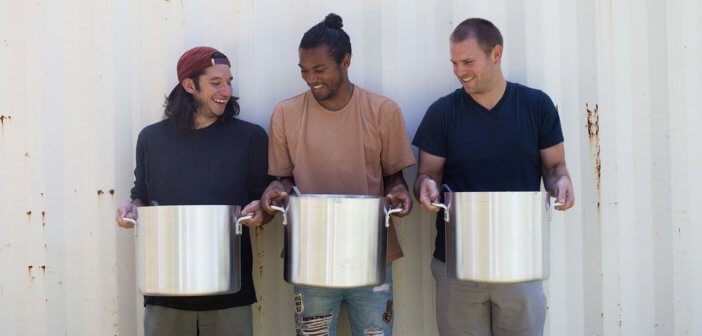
<box><xmin>269</xmin><ymin>188</ymin><xmax>291</xmax><ymax>226</ymax></box>
<box><xmin>548</xmin><ymin>200</ymin><xmax>563</xmax><ymax>222</ymax></box>
<box><xmin>430</xmin><ymin>184</ymin><xmax>453</xmax><ymax>223</ymax></box>
<box><xmin>384</xmin><ymin>207</ymin><xmax>404</xmax><ymax>228</ymax></box>
<box><xmin>121</xmin><ymin>218</ymin><xmax>138</xmax><ymax>237</ymax></box>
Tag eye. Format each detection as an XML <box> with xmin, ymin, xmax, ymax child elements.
<box><xmin>315</xmin><ymin>68</ymin><xmax>326</xmax><ymax>73</ymax></box>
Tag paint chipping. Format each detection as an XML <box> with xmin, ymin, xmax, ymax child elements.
<box><xmin>26</xmin><ymin>211</ymin><xmax>32</xmax><ymax>216</ymax></box>
<box><xmin>585</xmin><ymin>103</ymin><xmax>601</xmax><ymax>192</ymax></box>
<box><xmin>109</xmin><ymin>189</ymin><xmax>115</xmax><ymax>195</ymax></box>
<box><xmin>586</xmin><ymin>103</ymin><xmax>601</xmax><ymax>191</ymax></box>
<box><xmin>258</xmin><ymin>265</ymin><xmax>263</xmax><ymax>277</ymax></box>
<box><xmin>97</xmin><ymin>190</ymin><xmax>104</xmax><ymax>196</ymax></box>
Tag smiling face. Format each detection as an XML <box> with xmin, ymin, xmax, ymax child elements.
<box><xmin>299</xmin><ymin>44</ymin><xmax>350</xmax><ymax>103</ymax></box>
<box><xmin>450</xmin><ymin>37</ymin><xmax>502</xmax><ymax>96</ymax></box>
<box><xmin>184</xmin><ymin>64</ymin><xmax>233</xmax><ymax>126</ymax></box>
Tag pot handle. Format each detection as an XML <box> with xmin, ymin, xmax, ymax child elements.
<box><xmin>384</xmin><ymin>207</ymin><xmax>404</xmax><ymax>228</ymax></box>
<box><xmin>270</xmin><ymin>205</ymin><xmax>287</xmax><ymax>225</ymax></box>
<box><xmin>430</xmin><ymin>203</ymin><xmax>450</xmax><ymax>223</ymax></box>
<box><xmin>429</xmin><ymin>184</ymin><xmax>452</xmax><ymax>223</ymax></box>
<box><xmin>121</xmin><ymin>218</ymin><xmax>138</xmax><ymax>237</ymax></box>
<box><xmin>548</xmin><ymin>201</ymin><xmax>563</xmax><ymax>222</ymax></box>
<box><xmin>235</xmin><ymin>215</ymin><xmax>254</xmax><ymax>235</ymax></box>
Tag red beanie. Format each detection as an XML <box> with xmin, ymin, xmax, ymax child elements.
<box><xmin>176</xmin><ymin>46</ymin><xmax>230</xmax><ymax>82</ymax></box>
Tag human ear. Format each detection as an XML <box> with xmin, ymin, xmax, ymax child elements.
<box><xmin>182</xmin><ymin>78</ymin><xmax>196</xmax><ymax>94</ymax></box>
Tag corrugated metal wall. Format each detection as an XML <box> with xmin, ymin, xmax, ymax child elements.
<box><xmin>1</xmin><ymin>0</ymin><xmax>700</xmax><ymax>335</ymax></box>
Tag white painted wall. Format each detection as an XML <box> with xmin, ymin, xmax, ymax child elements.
<box><xmin>1</xmin><ymin>0</ymin><xmax>700</xmax><ymax>335</ymax></box>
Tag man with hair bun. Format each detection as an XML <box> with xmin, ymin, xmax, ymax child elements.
<box><xmin>247</xmin><ymin>13</ymin><xmax>416</xmax><ymax>336</ymax></box>
<box><xmin>413</xmin><ymin>18</ymin><xmax>575</xmax><ymax>335</ymax></box>
<box><xmin>116</xmin><ymin>46</ymin><xmax>270</xmax><ymax>336</ymax></box>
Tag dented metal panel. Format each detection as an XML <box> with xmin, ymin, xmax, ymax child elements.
<box><xmin>1</xmin><ymin>0</ymin><xmax>701</xmax><ymax>335</ymax></box>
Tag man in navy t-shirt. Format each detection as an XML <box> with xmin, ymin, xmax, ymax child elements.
<box><xmin>412</xmin><ymin>18</ymin><xmax>575</xmax><ymax>335</ymax></box>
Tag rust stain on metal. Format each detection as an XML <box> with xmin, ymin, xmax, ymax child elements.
<box><xmin>586</xmin><ymin>103</ymin><xmax>601</xmax><ymax>191</ymax></box>
<box><xmin>26</xmin><ymin>210</ymin><xmax>32</xmax><ymax>215</ymax></box>
<box><xmin>58</xmin><ymin>281</ymin><xmax>63</xmax><ymax>285</ymax></box>
<box><xmin>42</xmin><ymin>211</ymin><xmax>46</xmax><ymax>228</ymax></box>
<box><xmin>109</xmin><ymin>189</ymin><xmax>115</xmax><ymax>196</ymax></box>
<box><xmin>24</xmin><ymin>152</ymin><xmax>30</xmax><ymax>158</ymax></box>
<box><xmin>97</xmin><ymin>189</ymin><xmax>104</xmax><ymax>196</ymax></box>
<box><xmin>259</xmin><ymin>265</ymin><xmax>263</xmax><ymax>277</ymax></box>
<box><xmin>41</xmin><ymin>265</ymin><xmax>46</xmax><ymax>276</ymax></box>
<box><xmin>28</xmin><ymin>266</ymin><xmax>34</xmax><ymax>278</ymax></box>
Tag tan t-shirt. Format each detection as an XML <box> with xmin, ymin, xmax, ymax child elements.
<box><xmin>268</xmin><ymin>86</ymin><xmax>416</xmax><ymax>262</ymax></box>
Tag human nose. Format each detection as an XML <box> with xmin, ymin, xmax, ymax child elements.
<box><xmin>222</xmin><ymin>84</ymin><xmax>233</xmax><ymax>96</ymax></box>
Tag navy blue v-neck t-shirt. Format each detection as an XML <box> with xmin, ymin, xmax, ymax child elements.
<box><xmin>412</xmin><ymin>82</ymin><xmax>564</xmax><ymax>262</ymax></box>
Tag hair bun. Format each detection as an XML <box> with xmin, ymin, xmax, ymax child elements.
<box><xmin>324</xmin><ymin>13</ymin><xmax>343</xmax><ymax>29</ymax></box>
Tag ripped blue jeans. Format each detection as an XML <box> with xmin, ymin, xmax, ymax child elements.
<box><xmin>294</xmin><ymin>264</ymin><xmax>393</xmax><ymax>336</ymax></box>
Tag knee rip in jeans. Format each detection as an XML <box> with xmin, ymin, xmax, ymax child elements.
<box><xmin>297</xmin><ymin>313</ymin><xmax>333</xmax><ymax>336</ymax></box>
<box><xmin>364</xmin><ymin>326</ymin><xmax>384</xmax><ymax>335</ymax></box>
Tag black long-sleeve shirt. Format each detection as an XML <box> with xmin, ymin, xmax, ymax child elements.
<box><xmin>131</xmin><ymin>117</ymin><xmax>271</xmax><ymax>311</ymax></box>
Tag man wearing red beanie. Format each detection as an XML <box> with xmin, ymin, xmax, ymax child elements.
<box><xmin>116</xmin><ymin>46</ymin><xmax>270</xmax><ymax>336</ymax></box>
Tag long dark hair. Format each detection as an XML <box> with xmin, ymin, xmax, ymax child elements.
<box><xmin>299</xmin><ymin>13</ymin><xmax>352</xmax><ymax>63</ymax></box>
<box><xmin>163</xmin><ymin>68</ymin><xmax>240</xmax><ymax>131</ymax></box>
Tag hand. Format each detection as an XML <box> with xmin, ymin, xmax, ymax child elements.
<box><xmin>240</xmin><ymin>200</ymin><xmax>264</xmax><ymax>228</ymax></box>
<box><xmin>261</xmin><ymin>180</ymin><xmax>288</xmax><ymax>215</ymax></box>
<box><xmin>116</xmin><ymin>202</ymin><xmax>138</xmax><ymax>228</ymax></box>
<box><xmin>418</xmin><ymin>177</ymin><xmax>441</xmax><ymax>212</ymax></box>
<box><xmin>386</xmin><ymin>185</ymin><xmax>412</xmax><ymax>217</ymax></box>
<box><xmin>553</xmin><ymin>175</ymin><xmax>574</xmax><ymax>211</ymax></box>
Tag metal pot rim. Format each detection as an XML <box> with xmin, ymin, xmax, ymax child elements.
<box><xmin>289</xmin><ymin>194</ymin><xmax>381</xmax><ymax>200</ymax></box>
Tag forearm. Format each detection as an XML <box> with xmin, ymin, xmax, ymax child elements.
<box><xmin>279</xmin><ymin>176</ymin><xmax>295</xmax><ymax>194</ymax></box>
<box><xmin>543</xmin><ymin>163</ymin><xmax>570</xmax><ymax>195</ymax></box>
<box><xmin>383</xmin><ymin>171</ymin><xmax>409</xmax><ymax>195</ymax></box>
<box><xmin>413</xmin><ymin>173</ymin><xmax>441</xmax><ymax>200</ymax></box>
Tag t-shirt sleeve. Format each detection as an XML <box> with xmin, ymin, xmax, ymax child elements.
<box><xmin>247</xmin><ymin>126</ymin><xmax>274</xmax><ymax>202</ymax></box>
<box><xmin>130</xmin><ymin>130</ymin><xmax>149</xmax><ymax>203</ymax></box>
<box><xmin>379</xmin><ymin>102</ymin><xmax>417</xmax><ymax>176</ymax></box>
<box><xmin>538</xmin><ymin>93</ymin><xmax>564</xmax><ymax>149</ymax></box>
<box><xmin>412</xmin><ymin>99</ymin><xmax>448</xmax><ymax>158</ymax></box>
<box><xmin>268</xmin><ymin>105</ymin><xmax>294</xmax><ymax>177</ymax></box>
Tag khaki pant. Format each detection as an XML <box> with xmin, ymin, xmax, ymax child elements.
<box><xmin>432</xmin><ymin>258</ymin><xmax>546</xmax><ymax>336</ymax></box>
<box><xmin>144</xmin><ymin>304</ymin><xmax>253</xmax><ymax>336</ymax></box>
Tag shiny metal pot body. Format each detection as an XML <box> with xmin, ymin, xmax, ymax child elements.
<box><xmin>440</xmin><ymin>191</ymin><xmax>555</xmax><ymax>283</ymax></box>
<box><xmin>280</xmin><ymin>194</ymin><xmax>395</xmax><ymax>288</ymax></box>
<box><xmin>133</xmin><ymin>205</ymin><xmax>247</xmax><ymax>296</ymax></box>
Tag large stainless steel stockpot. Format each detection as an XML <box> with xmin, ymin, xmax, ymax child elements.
<box><xmin>433</xmin><ymin>188</ymin><xmax>559</xmax><ymax>283</ymax></box>
<box><xmin>122</xmin><ymin>205</ymin><xmax>251</xmax><ymax>296</ymax></box>
<box><xmin>272</xmin><ymin>190</ymin><xmax>402</xmax><ymax>288</ymax></box>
